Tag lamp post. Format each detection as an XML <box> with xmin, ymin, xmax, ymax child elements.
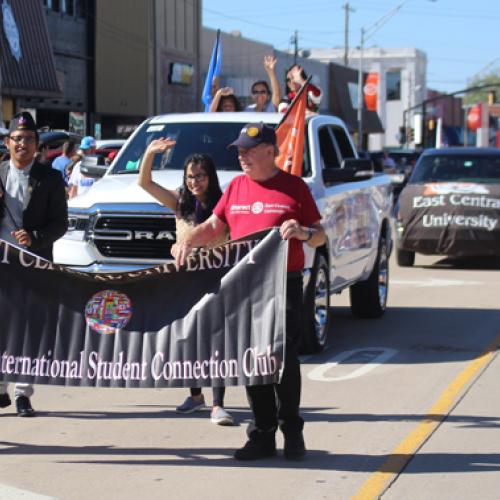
<box><xmin>356</xmin><ymin>0</ymin><xmax>436</xmax><ymax>151</ymax></box>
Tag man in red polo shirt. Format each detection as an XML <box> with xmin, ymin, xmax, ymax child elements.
<box><xmin>175</xmin><ymin>122</ymin><xmax>325</xmax><ymax>460</ymax></box>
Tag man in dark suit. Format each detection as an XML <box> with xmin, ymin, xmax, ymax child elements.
<box><xmin>0</xmin><ymin>112</ymin><xmax>68</xmax><ymax>416</ymax></box>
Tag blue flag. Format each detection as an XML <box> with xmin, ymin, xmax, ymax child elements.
<box><xmin>202</xmin><ymin>30</ymin><xmax>222</xmax><ymax>112</ymax></box>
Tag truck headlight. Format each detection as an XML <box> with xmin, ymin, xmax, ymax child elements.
<box><xmin>65</xmin><ymin>216</ymin><xmax>90</xmax><ymax>241</ymax></box>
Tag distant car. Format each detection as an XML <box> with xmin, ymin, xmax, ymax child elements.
<box><xmin>39</xmin><ymin>131</ymin><xmax>83</xmax><ymax>163</ymax></box>
<box><xmin>395</xmin><ymin>147</ymin><xmax>500</xmax><ymax>266</ymax></box>
<box><xmin>95</xmin><ymin>139</ymin><xmax>126</xmax><ymax>163</ymax></box>
<box><xmin>79</xmin><ymin>139</ymin><xmax>126</xmax><ymax>179</ymax></box>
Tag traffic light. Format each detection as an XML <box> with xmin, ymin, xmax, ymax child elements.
<box><xmin>399</xmin><ymin>126</ymin><xmax>406</xmax><ymax>145</ymax></box>
<box><xmin>409</xmin><ymin>128</ymin><xmax>414</xmax><ymax>143</ymax></box>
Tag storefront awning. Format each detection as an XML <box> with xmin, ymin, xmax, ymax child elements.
<box><xmin>0</xmin><ymin>0</ymin><xmax>61</xmax><ymax>98</ymax></box>
<box><xmin>328</xmin><ymin>62</ymin><xmax>384</xmax><ymax>134</ymax></box>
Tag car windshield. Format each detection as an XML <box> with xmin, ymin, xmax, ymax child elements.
<box><xmin>409</xmin><ymin>155</ymin><xmax>500</xmax><ymax>184</ymax></box>
<box><xmin>111</xmin><ymin>121</ymin><xmax>248</xmax><ymax>174</ymax></box>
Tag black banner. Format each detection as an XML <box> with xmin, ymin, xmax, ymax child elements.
<box><xmin>398</xmin><ymin>182</ymin><xmax>500</xmax><ymax>256</ymax></box>
<box><xmin>0</xmin><ymin>230</ymin><xmax>287</xmax><ymax>388</ymax></box>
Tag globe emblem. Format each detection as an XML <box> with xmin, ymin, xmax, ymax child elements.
<box><xmin>85</xmin><ymin>290</ymin><xmax>132</xmax><ymax>335</ymax></box>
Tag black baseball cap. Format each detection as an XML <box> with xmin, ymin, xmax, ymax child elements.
<box><xmin>9</xmin><ymin>112</ymin><xmax>37</xmax><ymax>134</ymax></box>
<box><xmin>228</xmin><ymin>122</ymin><xmax>276</xmax><ymax>149</ymax></box>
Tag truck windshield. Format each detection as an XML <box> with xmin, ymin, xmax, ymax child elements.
<box><xmin>410</xmin><ymin>155</ymin><xmax>500</xmax><ymax>184</ymax></box>
<box><xmin>111</xmin><ymin>122</ymin><xmax>249</xmax><ymax>174</ymax></box>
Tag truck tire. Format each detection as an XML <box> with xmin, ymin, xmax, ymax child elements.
<box><xmin>350</xmin><ymin>237</ymin><xmax>389</xmax><ymax>318</ymax></box>
<box><xmin>301</xmin><ymin>252</ymin><xmax>330</xmax><ymax>354</ymax></box>
<box><xmin>397</xmin><ymin>248</ymin><xmax>415</xmax><ymax>267</ymax></box>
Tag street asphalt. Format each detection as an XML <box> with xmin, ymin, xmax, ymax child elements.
<box><xmin>1</xmin><ymin>251</ymin><xmax>499</xmax><ymax>499</ymax></box>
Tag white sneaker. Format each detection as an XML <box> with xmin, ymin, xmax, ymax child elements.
<box><xmin>210</xmin><ymin>406</ymin><xmax>233</xmax><ymax>426</ymax></box>
<box><xmin>176</xmin><ymin>395</ymin><xmax>206</xmax><ymax>413</ymax></box>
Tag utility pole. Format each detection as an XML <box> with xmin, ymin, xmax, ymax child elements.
<box><xmin>343</xmin><ymin>3</ymin><xmax>355</xmax><ymax>66</ymax></box>
<box><xmin>357</xmin><ymin>27</ymin><xmax>365</xmax><ymax>150</ymax></box>
<box><xmin>291</xmin><ymin>30</ymin><xmax>298</xmax><ymax>64</ymax></box>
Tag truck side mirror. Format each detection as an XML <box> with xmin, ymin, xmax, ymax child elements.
<box><xmin>80</xmin><ymin>155</ymin><xmax>107</xmax><ymax>179</ymax></box>
<box><xmin>322</xmin><ymin>158</ymin><xmax>374</xmax><ymax>184</ymax></box>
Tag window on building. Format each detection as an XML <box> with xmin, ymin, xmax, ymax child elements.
<box><xmin>50</xmin><ymin>0</ymin><xmax>60</xmax><ymax>12</ymax></box>
<box><xmin>386</xmin><ymin>70</ymin><xmax>401</xmax><ymax>101</ymax></box>
<box><xmin>75</xmin><ymin>0</ymin><xmax>86</xmax><ymax>18</ymax></box>
<box><xmin>62</xmin><ymin>0</ymin><xmax>74</xmax><ymax>16</ymax></box>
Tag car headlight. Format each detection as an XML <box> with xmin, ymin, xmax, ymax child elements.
<box><xmin>65</xmin><ymin>215</ymin><xmax>90</xmax><ymax>241</ymax></box>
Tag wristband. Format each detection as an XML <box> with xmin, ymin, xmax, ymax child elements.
<box><xmin>304</xmin><ymin>227</ymin><xmax>313</xmax><ymax>242</ymax></box>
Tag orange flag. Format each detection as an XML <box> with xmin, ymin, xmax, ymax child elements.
<box><xmin>275</xmin><ymin>80</ymin><xmax>309</xmax><ymax>177</ymax></box>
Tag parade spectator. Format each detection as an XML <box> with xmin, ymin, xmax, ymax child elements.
<box><xmin>0</xmin><ymin>112</ymin><xmax>68</xmax><ymax>417</ymax></box>
<box><xmin>382</xmin><ymin>151</ymin><xmax>397</xmax><ymax>172</ymax></box>
<box><xmin>209</xmin><ymin>87</ymin><xmax>242</xmax><ymax>112</ymax></box>
<box><xmin>245</xmin><ymin>55</ymin><xmax>281</xmax><ymax>112</ymax></box>
<box><xmin>174</xmin><ymin>122</ymin><xmax>326</xmax><ymax>460</ymax></box>
<box><xmin>68</xmin><ymin>136</ymin><xmax>97</xmax><ymax>198</ymax></box>
<box><xmin>34</xmin><ymin>142</ymin><xmax>50</xmax><ymax>167</ymax></box>
<box><xmin>106</xmin><ymin>150</ymin><xmax>118</xmax><ymax>165</ymax></box>
<box><xmin>279</xmin><ymin>64</ymin><xmax>322</xmax><ymax>114</ymax></box>
<box><xmin>138</xmin><ymin>139</ymin><xmax>233</xmax><ymax>426</ymax></box>
<box><xmin>66</xmin><ymin>152</ymin><xmax>83</xmax><ymax>181</ymax></box>
<box><xmin>52</xmin><ymin>140</ymin><xmax>76</xmax><ymax>184</ymax></box>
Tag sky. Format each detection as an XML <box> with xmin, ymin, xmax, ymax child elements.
<box><xmin>202</xmin><ymin>0</ymin><xmax>500</xmax><ymax>94</ymax></box>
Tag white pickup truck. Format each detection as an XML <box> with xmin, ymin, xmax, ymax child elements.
<box><xmin>54</xmin><ymin>112</ymin><xmax>393</xmax><ymax>353</ymax></box>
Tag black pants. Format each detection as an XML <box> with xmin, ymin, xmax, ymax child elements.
<box><xmin>246</xmin><ymin>273</ymin><xmax>304</xmax><ymax>436</ymax></box>
<box><xmin>191</xmin><ymin>387</ymin><xmax>225</xmax><ymax>407</ymax></box>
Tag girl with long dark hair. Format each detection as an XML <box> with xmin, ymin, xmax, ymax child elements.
<box><xmin>138</xmin><ymin>138</ymin><xmax>232</xmax><ymax>425</ymax></box>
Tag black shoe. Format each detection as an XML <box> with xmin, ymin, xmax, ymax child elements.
<box><xmin>234</xmin><ymin>431</ymin><xmax>276</xmax><ymax>461</ymax></box>
<box><xmin>284</xmin><ymin>432</ymin><xmax>306</xmax><ymax>460</ymax></box>
<box><xmin>0</xmin><ymin>393</ymin><xmax>11</xmax><ymax>408</ymax></box>
<box><xmin>16</xmin><ymin>396</ymin><xmax>35</xmax><ymax>417</ymax></box>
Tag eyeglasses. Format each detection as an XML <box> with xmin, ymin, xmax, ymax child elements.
<box><xmin>186</xmin><ymin>173</ymin><xmax>208</xmax><ymax>183</ymax></box>
<box><xmin>9</xmin><ymin>135</ymin><xmax>36</xmax><ymax>144</ymax></box>
<box><xmin>252</xmin><ymin>90</ymin><xmax>268</xmax><ymax>95</ymax></box>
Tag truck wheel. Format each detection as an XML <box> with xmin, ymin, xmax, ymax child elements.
<box><xmin>301</xmin><ymin>252</ymin><xmax>330</xmax><ymax>354</ymax></box>
<box><xmin>350</xmin><ymin>237</ymin><xmax>389</xmax><ymax>318</ymax></box>
<box><xmin>397</xmin><ymin>248</ymin><xmax>415</xmax><ymax>267</ymax></box>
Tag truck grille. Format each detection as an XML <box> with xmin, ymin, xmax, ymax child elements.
<box><xmin>93</xmin><ymin>215</ymin><xmax>176</xmax><ymax>260</ymax></box>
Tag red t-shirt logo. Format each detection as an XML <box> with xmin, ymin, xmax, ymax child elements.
<box><xmin>251</xmin><ymin>201</ymin><xmax>264</xmax><ymax>214</ymax></box>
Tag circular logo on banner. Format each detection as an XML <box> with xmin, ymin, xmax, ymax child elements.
<box><xmin>363</xmin><ymin>83</ymin><xmax>377</xmax><ymax>96</ymax></box>
<box><xmin>2</xmin><ymin>1</ymin><xmax>21</xmax><ymax>62</ymax></box>
<box><xmin>85</xmin><ymin>290</ymin><xmax>132</xmax><ymax>335</ymax></box>
<box><xmin>251</xmin><ymin>201</ymin><xmax>264</xmax><ymax>214</ymax></box>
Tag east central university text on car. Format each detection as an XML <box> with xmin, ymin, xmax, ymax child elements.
<box><xmin>396</xmin><ymin>147</ymin><xmax>500</xmax><ymax>266</ymax></box>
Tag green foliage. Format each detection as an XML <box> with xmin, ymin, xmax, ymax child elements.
<box><xmin>463</xmin><ymin>71</ymin><xmax>500</xmax><ymax>105</ymax></box>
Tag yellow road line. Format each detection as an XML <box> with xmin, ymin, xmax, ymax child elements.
<box><xmin>352</xmin><ymin>334</ymin><xmax>500</xmax><ymax>500</ymax></box>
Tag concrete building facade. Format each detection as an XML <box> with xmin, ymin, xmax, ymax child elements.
<box><xmin>307</xmin><ymin>47</ymin><xmax>427</xmax><ymax>150</ymax></box>
<box><xmin>95</xmin><ymin>0</ymin><xmax>201</xmax><ymax>138</ymax></box>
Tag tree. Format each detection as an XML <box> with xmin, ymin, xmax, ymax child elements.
<box><xmin>463</xmin><ymin>71</ymin><xmax>500</xmax><ymax>105</ymax></box>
